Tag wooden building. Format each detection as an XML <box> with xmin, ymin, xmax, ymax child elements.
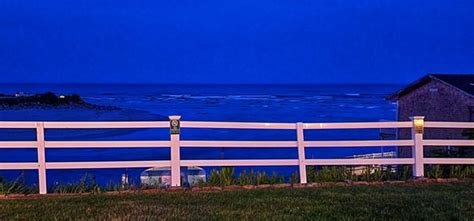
<box><xmin>388</xmin><ymin>74</ymin><xmax>474</xmax><ymax>157</ymax></box>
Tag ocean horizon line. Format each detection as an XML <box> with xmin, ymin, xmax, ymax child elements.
<box><xmin>0</xmin><ymin>82</ymin><xmax>404</xmax><ymax>86</ymax></box>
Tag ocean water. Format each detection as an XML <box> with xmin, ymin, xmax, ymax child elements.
<box><xmin>0</xmin><ymin>84</ymin><xmax>401</xmax><ymax>187</ymax></box>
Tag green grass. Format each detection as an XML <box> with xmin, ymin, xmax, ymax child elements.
<box><xmin>0</xmin><ymin>182</ymin><xmax>473</xmax><ymax>220</ymax></box>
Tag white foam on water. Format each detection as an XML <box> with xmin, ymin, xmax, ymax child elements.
<box><xmin>345</xmin><ymin>93</ymin><xmax>361</xmax><ymax>96</ymax></box>
<box><xmin>366</xmin><ymin>106</ymin><xmax>379</xmax><ymax>109</ymax></box>
<box><xmin>309</xmin><ymin>95</ymin><xmax>333</xmax><ymax>100</ymax></box>
<box><xmin>226</xmin><ymin>95</ymin><xmax>277</xmax><ymax>100</ymax></box>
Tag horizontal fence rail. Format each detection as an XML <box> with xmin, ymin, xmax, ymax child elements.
<box><xmin>44</xmin><ymin>121</ymin><xmax>170</xmax><ymax>129</ymax></box>
<box><xmin>305</xmin><ymin>158</ymin><xmax>415</xmax><ymax>166</ymax></box>
<box><xmin>45</xmin><ymin>141</ymin><xmax>170</xmax><ymax>148</ymax></box>
<box><xmin>180</xmin><ymin>121</ymin><xmax>297</xmax><ymax>129</ymax></box>
<box><xmin>45</xmin><ymin>161</ymin><xmax>171</xmax><ymax>169</ymax></box>
<box><xmin>303</xmin><ymin>121</ymin><xmax>413</xmax><ymax>129</ymax></box>
<box><xmin>180</xmin><ymin>141</ymin><xmax>297</xmax><ymax>148</ymax></box>
<box><xmin>0</xmin><ymin>116</ymin><xmax>473</xmax><ymax>194</ymax></box>
<box><xmin>0</xmin><ymin>141</ymin><xmax>37</xmax><ymax>148</ymax></box>
<box><xmin>304</xmin><ymin>140</ymin><xmax>414</xmax><ymax>147</ymax></box>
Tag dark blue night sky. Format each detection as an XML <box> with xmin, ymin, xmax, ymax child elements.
<box><xmin>1</xmin><ymin>0</ymin><xmax>473</xmax><ymax>84</ymax></box>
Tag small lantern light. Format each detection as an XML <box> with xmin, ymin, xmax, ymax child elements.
<box><xmin>411</xmin><ymin>116</ymin><xmax>424</xmax><ymax>134</ymax></box>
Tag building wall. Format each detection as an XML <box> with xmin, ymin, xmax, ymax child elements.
<box><xmin>397</xmin><ymin>80</ymin><xmax>474</xmax><ymax>157</ymax></box>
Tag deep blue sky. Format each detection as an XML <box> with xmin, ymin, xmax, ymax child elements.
<box><xmin>1</xmin><ymin>0</ymin><xmax>473</xmax><ymax>84</ymax></box>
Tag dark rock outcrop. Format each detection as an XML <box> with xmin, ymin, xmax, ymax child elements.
<box><xmin>0</xmin><ymin>92</ymin><xmax>112</xmax><ymax>109</ymax></box>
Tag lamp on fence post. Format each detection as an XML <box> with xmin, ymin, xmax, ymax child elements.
<box><xmin>169</xmin><ymin>115</ymin><xmax>181</xmax><ymax>187</ymax></box>
<box><xmin>410</xmin><ymin>116</ymin><xmax>425</xmax><ymax>178</ymax></box>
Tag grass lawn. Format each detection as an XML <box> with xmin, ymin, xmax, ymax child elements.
<box><xmin>0</xmin><ymin>181</ymin><xmax>473</xmax><ymax>220</ymax></box>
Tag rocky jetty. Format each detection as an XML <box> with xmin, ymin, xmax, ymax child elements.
<box><xmin>0</xmin><ymin>92</ymin><xmax>113</xmax><ymax>109</ymax></box>
<box><xmin>0</xmin><ymin>91</ymin><xmax>167</xmax><ymax>140</ymax></box>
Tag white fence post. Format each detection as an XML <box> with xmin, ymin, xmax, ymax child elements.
<box><xmin>169</xmin><ymin>116</ymin><xmax>181</xmax><ymax>187</ymax></box>
<box><xmin>36</xmin><ymin>122</ymin><xmax>47</xmax><ymax>194</ymax></box>
<box><xmin>410</xmin><ymin>116</ymin><xmax>425</xmax><ymax>177</ymax></box>
<box><xmin>296</xmin><ymin>122</ymin><xmax>307</xmax><ymax>184</ymax></box>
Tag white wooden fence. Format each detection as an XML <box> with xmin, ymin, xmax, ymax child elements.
<box><xmin>0</xmin><ymin>116</ymin><xmax>473</xmax><ymax>194</ymax></box>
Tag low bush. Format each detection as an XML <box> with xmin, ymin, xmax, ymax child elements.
<box><xmin>203</xmin><ymin>168</ymin><xmax>285</xmax><ymax>186</ymax></box>
<box><xmin>0</xmin><ymin>173</ymin><xmax>36</xmax><ymax>194</ymax></box>
<box><xmin>308</xmin><ymin>166</ymin><xmax>356</xmax><ymax>182</ymax></box>
<box><xmin>290</xmin><ymin>172</ymin><xmax>299</xmax><ymax>184</ymax></box>
<box><xmin>51</xmin><ymin>173</ymin><xmax>102</xmax><ymax>194</ymax></box>
<box><xmin>307</xmin><ymin>165</ymin><xmax>408</xmax><ymax>183</ymax></box>
<box><xmin>51</xmin><ymin>173</ymin><xmax>138</xmax><ymax>194</ymax></box>
<box><xmin>426</xmin><ymin>165</ymin><xmax>474</xmax><ymax>179</ymax></box>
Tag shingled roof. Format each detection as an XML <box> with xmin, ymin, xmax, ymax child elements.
<box><xmin>388</xmin><ymin>74</ymin><xmax>474</xmax><ymax>100</ymax></box>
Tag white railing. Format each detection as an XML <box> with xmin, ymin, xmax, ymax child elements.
<box><xmin>0</xmin><ymin>116</ymin><xmax>473</xmax><ymax>194</ymax></box>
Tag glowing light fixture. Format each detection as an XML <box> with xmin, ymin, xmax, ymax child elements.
<box><xmin>411</xmin><ymin>116</ymin><xmax>424</xmax><ymax>134</ymax></box>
